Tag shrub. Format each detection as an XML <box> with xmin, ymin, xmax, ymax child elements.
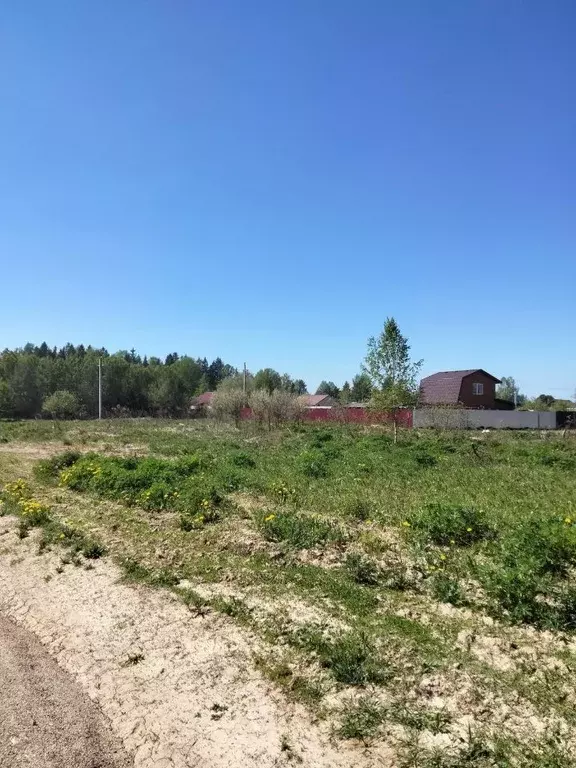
<box><xmin>258</xmin><ymin>510</ymin><xmax>343</xmax><ymax>549</ymax></box>
<box><xmin>42</xmin><ymin>390</ymin><xmax>82</xmax><ymax>420</ymax></box>
<box><xmin>345</xmin><ymin>553</ymin><xmax>380</xmax><ymax>586</ymax></box>
<box><xmin>409</xmin><ymin>503</ymin><xmax>494</xmax><ymax>546</ymax></box>
<box><xmin>211</xmin><ymin>389</ymin><xmax>246</xmax><ymax>425</ymax></box>
<box><xmin>34</xmin><ymin>451</ymin><xmax>81</xmax><ymax>481</ymax></box>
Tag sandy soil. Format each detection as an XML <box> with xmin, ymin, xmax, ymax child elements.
<box><xmin>0</xmin><ymin>515</ymin><xmax>387</xmax><ymax>768</ymax></box>
<box><xmin>0</xmin><ymin>614</ymin><xmax>131</xmax><ymax>768</ymax></box>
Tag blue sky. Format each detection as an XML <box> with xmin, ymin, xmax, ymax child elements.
<box><xmin>1</xmin><ymin>2</ymin><xmax>575</xmax><ymax>398</ymax></box>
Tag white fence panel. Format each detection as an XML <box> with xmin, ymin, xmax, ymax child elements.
<box><xmin>413</xmin><ymin>409</ymin><xmax>557</xmax><ymax>430</ymax></box>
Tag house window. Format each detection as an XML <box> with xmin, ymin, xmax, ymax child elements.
<box><xmin>472</xmin><ymin>382</ymin><xmax>484</xmax><ymax>396</ymax></box>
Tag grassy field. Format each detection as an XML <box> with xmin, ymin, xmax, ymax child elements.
<box><xmin>2</xmin><ymin>418</ymin><xmax>576</xmax><ymax>766</ymax></box>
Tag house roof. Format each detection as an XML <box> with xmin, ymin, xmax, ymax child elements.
<box><xmin>419</xmin><ymin>370</ymin><xmax>500</xmax><ymax>405</ymax></box>
<box><xmin>299</xmin><ymin>394</ymin><xmax>333</xmax><ymax>407</ymax></box>
<box><xmin>191</xmin><ymin>391</ymin><xmax>215</xmax><ymax>406</ymax></box>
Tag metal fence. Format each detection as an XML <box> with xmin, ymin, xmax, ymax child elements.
<box><xmin>413</xmin><ymin>409</ymin><xmax>557</xmax><ymax>430</ymax></box>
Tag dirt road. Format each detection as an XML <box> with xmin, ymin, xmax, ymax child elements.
<box><xmin>0</xmin><ymin>614</ymin><xmax>130</xmax><ymax>768</ymax></box>
<box><xmin>0</xmin><ymin>514</ymin><xmax>375</xmax><ymax>768</ymax></box>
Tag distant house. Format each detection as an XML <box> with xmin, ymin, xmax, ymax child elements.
<box><xmin>190</xmin><ymin>391</ymin><xmax>215</xmax><ymax>410</ymax></box>
<box><xmin>419</xmin><ymin>370</ymin><xmax>509</xmax><ymax>409</ymax></box>
<box><xmin>299</xmin><ymin>394</ymin><xmax>338</xmax><ymax>408</ymax></box>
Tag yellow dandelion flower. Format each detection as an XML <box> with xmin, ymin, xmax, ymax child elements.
<box><xmin>264</xmin><ymin>514</ymin><xmax>275</xmax><ymax>522</ymax></box>
<box><xmin>466</xmin><ymin>527</ymin><xmax>472</xmax><ymax>532</ymax></box>
<box><xmin>402</xmin><ymin>521</ymin><xmax>411</xmax><ymax>527</ymax></box>
<box><xmin>564</xmin><ymin>517</ymin><xmax>572</xmax><ymax>525</ymax></box>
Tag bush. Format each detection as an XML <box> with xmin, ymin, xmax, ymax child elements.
<box><xmin>42</xmin><ymin>390</ymin><xmax>82</xmax><ymax>420</ymax></box>
<box><xmin>34</xmin><ymin>451</ymin><xmax>81</xmax><ymax>481</ymax></box>
<box><xmin>211</xmin><ymin>389</ymin><xmax>246</xmax><ymax>425</ymax></box>
<box><xmin>258</xmin><ymin>510</ymin><xmax>343</xmax><ymax>549</ymax></box>
<box><xmin>409</xmin><ymin>504</ymin><xmax>494</xmax><ymax>546</ymax></box>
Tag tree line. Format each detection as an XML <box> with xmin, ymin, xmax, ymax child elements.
<box><xmin>0</xmin><ymin>343</ymin><xmax>315</xmax><ymax>419</ymax></box>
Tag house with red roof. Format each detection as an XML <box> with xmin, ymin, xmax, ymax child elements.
<box><xmin>419</xmin><ymin>370</ymin><xmax>512</xmax><ymax>409</ymax></box>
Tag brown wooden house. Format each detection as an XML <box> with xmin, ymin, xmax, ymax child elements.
<box><xmin>419</xmin><ymin>369</ymin><xmax>510</xmax><ymax>409</ymax></box>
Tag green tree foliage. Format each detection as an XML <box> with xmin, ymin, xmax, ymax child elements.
<box><xmin>363</xmin><ymin>318</ymin><xmax>422</xmax><ymax>399</ymax></box>
<box><xmin>254</xmin><ymin>368</ymin><xmax>282</xmax><ymax>395</ymax></box>
<box><xmin>316</xmin><ymin>381</ymin><xmax>340</xmax><ymax>399</ymax></box>
<box><xmin>253</xmin><ymin>369</ymin><xmax>307</xmax><ymax>396</ymax></box>
<box><xmin>0</xmin><ymin>343</ymin><xmax>238</xmax><ymax>419</ymax></box>
<box><xmin>351</xmin><ymin>373</ymin><xmax>372</xmax><ymax>403</ymax></box>
<box><xmin>496</xmin><ymin>376</ymin><xmax>526</xmax><ymax>406</ymax></box>
<box><xmin>340</xmin><ymin>381</ymin><xmax>351</xmax><ymax>404</ymax></box>
<box><xmin>42</xmin><ymin>390</ymin><xmax>82</xmax><ymax>419</ymax></box>
<box><xmin>363</xmin><ymin>318</ymin><xmax>422</xmax><ymax>440</ymax></box>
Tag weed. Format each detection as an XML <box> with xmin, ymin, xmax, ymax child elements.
<box><xmin>409</xmin><ymin>503</ymin><xmax>494</xmax><ymax>546</ymax></box>
<box><xmin>337</xmin><ymin>697</ymin><xmax>387</xmax><ymax>740</ymax></box>
<box><xmin>392</xmin><ymin>704</ymin><xmax>452</xmax><ymax>734</ymax></box>
<box><xmin>33</xmin><ymin>451</ymin><xmax>81</xmax><ymax>481</ymax></box>
<box><xmin>345</xmin><ymin>553</ymin><xmax>380</xmax><ymax>586</ymax></box>
<box><xmin>123</xmin><ymin>652</ymin><xmax>145</xmax><ymax>666</ymax></box>
<box><xmin>345</xmin><ymin>498</ymin><xmax>374</xmax><ymax>522</ymax></box>
<box><xmin>257</xmin><ymin>510</ymin><xmax>344</xmax><ymax>549</ymax></box>
<box><xmin>179</xmin><ymin>588</ymin><xmax>210</xmax><ymax>616</ymax></box>
<box><xmin>297</xmin><ymin>449</ymin><xmax>330</xmax><ymax>478</ymax></box>
<box><xmin>231</xmin><ymin>451</ymin><xmax>256</xmax><ymax>468</ymax></box>
<box><xmin>82</xmin><ymin>541</ymin><xmax>106</xmax><ymax>559</ymax></box>
<box><xmin>430</xmin><ymin>572</ymin><xmax>465</xmax><ymax>606</ymax></box>
<box><xmin>294</xmin><ymin>626</ymin><xmax>389</xmax><ymax>685</ymax></box>
<box><xmin>212</xmin><ymin>596</ymin><xmax>253</xmax><ymax>624</ymax></box>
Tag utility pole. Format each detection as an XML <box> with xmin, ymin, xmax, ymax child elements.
<box><xmin>98</xmin><ymin>358</ymin><xmax>102</xmax><ymax>420</ymax></box>
<box><xmin>243</xmin><ymin>362</ymin><xmax>247</xmax><ymax>395</ymax></box>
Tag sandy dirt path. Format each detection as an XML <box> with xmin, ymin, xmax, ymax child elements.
<box><xmin>0</xmin><ymin>614</ymin><xmax>131</xmax><ymax>768</ymax></box>
<box><xmin>0</xmin><ymin>515</ymin><xmax>384</xmax><ymax>768</ymax></box>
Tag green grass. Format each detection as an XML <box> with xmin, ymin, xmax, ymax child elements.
<box><xmin>3</xmin><ymin>419</ymin><xmax>576</xmax><ymax>765</ymax></box>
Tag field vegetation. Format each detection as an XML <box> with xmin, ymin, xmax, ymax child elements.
<box><xmin>2</xmin><ymin>417</ymin><xmax>576</xmax><ymax>766</ymax></box>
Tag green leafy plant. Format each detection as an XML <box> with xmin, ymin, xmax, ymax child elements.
<box><xmin>257</xmin><ymin>510</ymin><xmax>343</xmax><ymax>549</ymax></box>
<box><xmin>409</xmin><ymin>503</ymin><xmax>494</xmax><ymax>546</ymax></box>
<box><xmin>345</xmin><ymin>553</ymin><xmax>380</xmax><ymax>586</ymax></box>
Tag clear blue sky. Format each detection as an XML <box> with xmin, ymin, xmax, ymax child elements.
<box><xmin>1</xmin><ymin>2</ymin><xmax>575</xmax><ymax>398</ymax></box>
